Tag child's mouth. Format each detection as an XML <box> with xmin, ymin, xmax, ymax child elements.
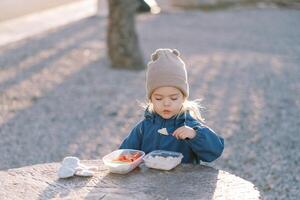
<box><xmin>163</xmin><ymin>110</ymin><xmax>171</xmax><ymax>114</ymax></box>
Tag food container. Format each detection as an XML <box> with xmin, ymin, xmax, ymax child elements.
<box><xmin>102</xmin><ymin>149</ymin><xmax>145</xmax><ymax>174</ymax></box>
<box><xmin>143</xmin><ymin>150</ymin><xmax>184</xmax><ymax>170</ymax></box>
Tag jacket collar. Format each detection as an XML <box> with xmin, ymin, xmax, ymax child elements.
<box><xmin>144</xmin><ymin>107</ymin><xmax>193</xmax><ymax>124</ymax></box>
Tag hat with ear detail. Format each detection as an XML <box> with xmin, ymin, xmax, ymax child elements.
<box><xmin>146</xmin><ymin>48</ymin><xmax>189</xmax><ymax>99</ymax></box>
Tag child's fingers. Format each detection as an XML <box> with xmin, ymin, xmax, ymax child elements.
<box><xmin>172</xmin><ymin>132</ymin><xmax>178</xmax><ymax>139</ymax></box>
<box><xmin>173</xmin><ymin>129</ymin><xmax>185</xmax><ymax>140</ymax></box>
<box><xmin>173</xmin><ymin>126</ymin><xmax>189</xmax><ymax>139</ymax></box>
<box><xmin>178</xmin><ymin>132</ymin><xmax>187</xmax><ymax>139</ymax></box>
<box><xmin>172</xmin><ymin>126</ymin><xmax>185</xmax><ymax>138</ymax></box>
<box><xmin>172</xmin><ymin>130</ymin><xmax>180</xmax><ymax>139</ymax></box>
<box><xmin>172</xmin><ymin>129</ymin><xmax>177</xmax><ymax>136</ymax></box>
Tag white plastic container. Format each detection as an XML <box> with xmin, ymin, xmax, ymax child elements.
<box><xmin>143</xmin><ymin>150</ymin><xmax>184</xmax><ymax>170</ymax></box>
<box><xmin>102</xmin><ymin>149</ymin><xmax>145</xmax><ymax>174</ymax></box>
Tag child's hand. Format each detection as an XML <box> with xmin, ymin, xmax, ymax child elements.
<box><xmin>172</xmin><ymin>126</ymin><xmax>196</xmax><ymax>140</ymax></box>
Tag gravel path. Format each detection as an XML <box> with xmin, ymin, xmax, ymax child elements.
<box><xmin>0</xmin><ymin>8</ymin><xmax>299</xmax><ymax>200</ymax></box>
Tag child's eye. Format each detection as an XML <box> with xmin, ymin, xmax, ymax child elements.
<box><xmin>171</xmin><ymin>98</ymin><xmax>178</xmax><ymax>101</ymax></box>
<box><xmin>155</xmin><ymin>98</ymin><xmax>162</xmax><ymax>101</ymax></box>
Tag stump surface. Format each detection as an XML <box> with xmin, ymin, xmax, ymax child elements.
<box><xmin>0</xmin><ymin>160</ymin><xmax>260</xmax><ymax>199</ymax></box>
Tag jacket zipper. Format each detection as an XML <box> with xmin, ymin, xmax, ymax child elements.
<box><xmin>156</xmin><ymin>118</ymin><xmax>166</xmax><ymax>150</ymax></box>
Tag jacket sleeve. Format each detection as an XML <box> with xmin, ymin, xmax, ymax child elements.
<box><xmin>185</xmin><ymin>119</ymin><xmax>224</xmax><ymax>162</ymax></box>
<box><xmin>119</xmin><ymin>121</ymin><xmax>144</xmax><ymax>150</ymax></box>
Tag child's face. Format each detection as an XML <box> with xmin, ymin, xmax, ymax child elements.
<box><xmin>150</xmin><ymin>86</ymin><xmax>185</xmax><ymax>119</ymax></box>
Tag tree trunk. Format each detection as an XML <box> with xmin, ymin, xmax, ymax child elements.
<box><xmin>107</xmin><ymin>0</ymin><xmax>145</xmax><ymax>70</ymax></box>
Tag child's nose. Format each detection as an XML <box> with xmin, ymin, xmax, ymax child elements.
<box><xmin>163</xmin><ymin>99</ymin><xmax>171</xmax><ymax>106</ymax></box>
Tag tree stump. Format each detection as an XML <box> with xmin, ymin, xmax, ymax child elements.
<box><xmin>0</xmin><ymin>160</ymin><xmax>260</xmax><ymax>199</ymax></box>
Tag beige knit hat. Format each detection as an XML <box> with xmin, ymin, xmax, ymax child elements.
<box><xmin>146</xmin><ymin>48</ymin><xmax>189</xmax><ymax>99</ymax></box>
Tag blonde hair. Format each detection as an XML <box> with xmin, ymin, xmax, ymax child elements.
<box><xmin>140</xmin><ymin>98</ymin><xmax>205</xmax><ymax>123</ymax></box>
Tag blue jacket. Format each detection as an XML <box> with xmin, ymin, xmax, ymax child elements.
<box><xmin>119</xmin><ymin>109</ymin><xmax>224</xmax><ymax>163</ymax></box>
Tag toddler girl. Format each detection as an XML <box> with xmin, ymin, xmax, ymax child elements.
<box><xmin>119</xmin><ymin>48</ymin><xmax>224</xmax><ymax>163</ymax></box>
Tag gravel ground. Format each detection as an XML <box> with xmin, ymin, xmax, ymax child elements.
<box><xmin>0</xmin><ymin>7</ymin><xmax>299</xmax><ymax>200</ymax></box>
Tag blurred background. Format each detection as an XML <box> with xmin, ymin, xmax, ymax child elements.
<box><xmin>0</xmin><ymin>0</ymin><xmax>299</xmax><ymax>199</ymax></box>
